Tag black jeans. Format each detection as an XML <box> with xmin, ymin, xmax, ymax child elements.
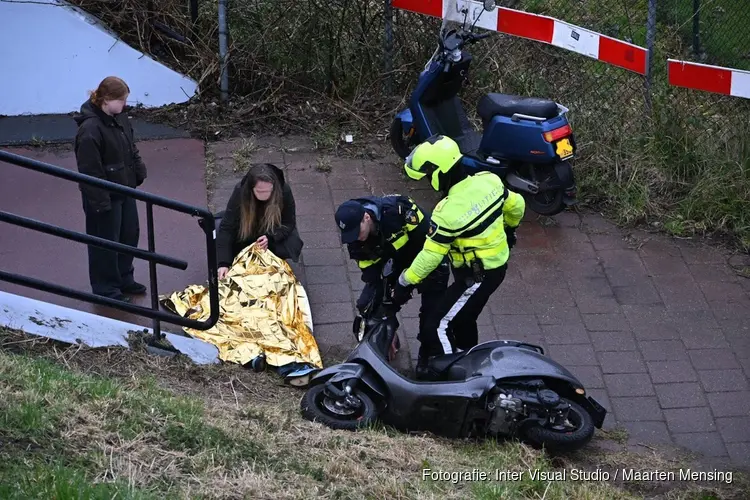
<box><xmin>83</xmin><ymin>195</ymin><xmax>140</xmax><ymax>297</ymax></box>
<box><xmin>419</xmin><ymin>263</ymin><xmax>508</xmax><ymax>359</ymax></box>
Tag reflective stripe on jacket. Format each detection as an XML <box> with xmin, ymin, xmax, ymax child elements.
<box><xmin>404</xmin><ymin>171</ymin><xmax>525</xmax><ymax>284</ymax></box>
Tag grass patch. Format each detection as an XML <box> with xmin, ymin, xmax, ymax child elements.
<box><xmin>1</xmin><ymin>326</ymin><xmax>750</xmax><ymax>499</ymax></box>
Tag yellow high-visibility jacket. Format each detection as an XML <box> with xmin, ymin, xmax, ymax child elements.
<box><xmin>403</xmin><ymin>171</ymin><xmax>525</xmax><ymax>285</ymax></box>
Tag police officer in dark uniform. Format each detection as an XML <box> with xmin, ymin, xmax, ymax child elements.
<box><xmin>334</xmin><ymin>195</ymin><xmax>450</xmax><ymax>346</ymax></box>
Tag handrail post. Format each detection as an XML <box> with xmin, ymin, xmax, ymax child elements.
<box><xmin>146</xmin><ymin>202</ymin><xmax>161</xmax><ymax>340</ymax></box>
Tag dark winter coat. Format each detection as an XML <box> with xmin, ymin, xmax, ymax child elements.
<box><xmin>216</xmin><ymin>165</ymin><xmax>298</xmax><ymax>268</ymax></box>
<box><xmin>73</xmin><ymin>99</ymin><xmax>147</xmax><ymax>213</ymax></box>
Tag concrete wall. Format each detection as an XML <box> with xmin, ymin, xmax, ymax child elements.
<box><xmin>0</xmin><ymin>0</ymin><xmax>198</xmax><ymax>116</ymax></box>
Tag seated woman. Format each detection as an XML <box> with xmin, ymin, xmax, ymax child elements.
<box><xmin>216</xmin><ymin>163</ymin><xmax>303</xmax><ymax>279</ymax></box>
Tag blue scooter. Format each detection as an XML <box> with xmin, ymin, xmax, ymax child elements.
<box><xmin>390</xmin><ymin>1</ymin><xmax>578</xmax><ymax>216</ymax></box>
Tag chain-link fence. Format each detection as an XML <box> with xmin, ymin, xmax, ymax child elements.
<box><xmin>381</xmin><ymin>0</ymin><xmax>749</xmax><ymax>236</ymax></box>
<box><xmin>63</xmin><ymin>0</ymin><xmax>750</xmax><ymax>243</ymax></box>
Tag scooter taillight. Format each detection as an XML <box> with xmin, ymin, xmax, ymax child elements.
<box><xmin>543</xmin><ymin>124</ymin><xmax>572</xmax><ymax>143</ymax></box>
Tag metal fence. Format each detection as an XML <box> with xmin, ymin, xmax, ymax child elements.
<box><xmin>0</xmin><ymin>150</ymin><xmax>221</xmax><ymax>346</ymax></box>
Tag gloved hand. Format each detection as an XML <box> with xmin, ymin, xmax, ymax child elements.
<box><xmin>391</xmin><ymin>283</ymin><xmax>414</xmax><ymax>306</ymax></box>
<box><xmin>505</xmin><ymin>226</ymin><xmax>518</xmax><ymax>249</ymax></box>
<box><xmin>392</xmin><ymin>270</ymin><xmax>415</xmax><ymax>306</ymax></box>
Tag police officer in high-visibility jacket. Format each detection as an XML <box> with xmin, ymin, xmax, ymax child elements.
<box><xmin>334</xmin><ymin>194</ymin><xmax>450</xmax><ymax>340</ymax></box>
<box><xmin>395</xmin><ymin>135</ymin><xmax>526</xmax><ymax>380</ymax></box>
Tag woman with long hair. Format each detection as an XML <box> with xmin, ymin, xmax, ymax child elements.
<box><xmin>73</xmin><ymin>76</ymin><xmax>147</xmax><ymax>303</ymax></box>
<box><xmin>216</xmin><ymin>163</ymin><xmax>303</xmax><ymax>278</ymax></box>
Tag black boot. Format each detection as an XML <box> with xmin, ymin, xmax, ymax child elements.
<box><xmin>415</xmin><ymin>355</ymin><xmax>440</xmax><ymax>381</ymax></box>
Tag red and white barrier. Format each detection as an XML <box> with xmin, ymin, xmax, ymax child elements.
<box><xmin>668</xmin><ymin>59</ymin><xmax>750</xmax><ymax>99</ymax></box>
<box><xmin>392</xmin><ymin>0</ymin><xmax>649</xmax><ymax>75</ymax></box>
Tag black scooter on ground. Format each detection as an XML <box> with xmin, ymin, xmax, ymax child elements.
<box><xmin>300</xmin><ymin>259</ymin><xmax>607</xmax><ymax>452</ymax></box>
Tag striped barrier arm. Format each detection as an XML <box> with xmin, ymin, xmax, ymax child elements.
<box><xmin>668</xmin><ymin>59</ymin><xmax>750</xmax><ymax>99</ymax></box>
<box><xmin>392</xmin><ymin>0</ymin><xmax>649</xmax><ymax>75</ymax></box>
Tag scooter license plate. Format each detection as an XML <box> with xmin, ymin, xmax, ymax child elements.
<box><xmin>556</xmin><ymin>138</ymin><xmax>574</xmax><ymax>159</ymax></box>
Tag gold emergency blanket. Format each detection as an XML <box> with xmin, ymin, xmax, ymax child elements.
<box><xmin>160</xmin><ymin>244</ymin><xmax>323</xmax><ymax>369</ymax></box>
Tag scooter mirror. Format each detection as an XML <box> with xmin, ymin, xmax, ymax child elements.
<box><xmin>382</xmin><ymin>258</ymin><xmax>395</xmax><ymax>277</ymax></box>
<box><xmin>483</xmin><ymin>0</ymin><xmax>496</xmax><ymax>11</ymax></box>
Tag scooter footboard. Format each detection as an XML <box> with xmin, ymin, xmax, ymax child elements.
<box><xmin>309</xmin><ymin>362</ymin><xmax>388</xmax><ymax>400</ymax></box>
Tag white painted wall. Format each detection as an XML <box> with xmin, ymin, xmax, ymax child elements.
<box><xmin>0</xmin><ymin>0</ymin><xmax>198</xmax><ymax>116</ymax></box>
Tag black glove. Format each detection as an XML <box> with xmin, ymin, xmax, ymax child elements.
<box><xmin>505</xmin><ymin>226</ymin><xmax>517</xmax><ymax>249</ymax></box>
<box><xmin>391</xmin><ymin>283</ymin><xmax>414</xmax><ymax>307</ymax></box>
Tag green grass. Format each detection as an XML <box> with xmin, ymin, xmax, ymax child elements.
<box><xmin>3</xmin><ymin>327</ymin><xmax>749</xmax><ymax>499</ymax></box>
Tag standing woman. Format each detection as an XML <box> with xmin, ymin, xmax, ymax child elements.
<box><xmin>216</xmin><ymin>163</ymin><xmax>303</xmax><ymax>278</ymax></box>
<box><xmin>74</xmin><ymin>76</ymin><xmax>147</xmax><ymax>303</ymax></box>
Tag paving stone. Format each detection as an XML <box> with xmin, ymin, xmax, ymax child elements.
<box><xmin>313</xmin><ymin>322</ymin><xmax>358</xmax><ymax>347</ymax></box>
<box><xmin>664</xmin><ymin>407</ymin><xmax>717</xmax><ymax>433</ymax></box>
<box><xmin>715</xmin><ymin>417</ymin><xmax>750</xmax><ymax>443</ymax></box>
<box><xmin>605</xmin><ymin>373</ymin><xmax>655</xmax><ymax>397</ymax></box>
<box><xmin>647</xmin><ymin>361</ymin><xmax>698</xmax><ymax>384</ymax></box>
<box><xmin>611</xmin><ymin>397</ymin><xmax>664</xmax><ymax>421</ymax></box>
<box><xmin>623</xmin><ymin>421</ymin><xmax>673</xmax><ymax>445</ymax></box>
<box><xmin>613</xmin><ymin>284</ymin><xmax>663</xmax><ymax>306</ymax></box>
<box><xmin>299</xmin><ymin>231</ymin><xmax>343</xmax><ymax>249</ymax></box>
<box><xmin>652</xmin><ymin>275</ymin><xmax>709</xmax><ymax>310</ymax></box>
<box><xmin>546</xmin><ymin>344</ymin><xmax>598</xmax><ymax>366</ymax></box>
<box><xmin>680</xmin><ymin>329</ymin><xmax>730</xmax><ymax>350</ymax></box>
<box><xmin>305</xmin><ymin>284</ymin><xmax>353</xmax><ymax>305</ymax></box>
<box><xmin>710</xmin><ymin>299</ymin><xmax>750</xmax><ymax>321</ymax></box>
<box><xmin>707</xmin><ymin>392</ymin><xmax>750</xmax><ymax>417</ymax></box>
<box><xmin>699</xmin><ymin>281</ymin><xmax>747</xmax><ymax>303</ymax></box>
<box><xmin>589</xmin><ymin>331</ymin><xmax>638</xmax><ymax>352</ymax></box>
<box><xmin>568</xmin><ymin>365</ymin><xmax>605</xmax><ymax>389</ymax></box>
<box><xmin>487</xmin><ymin>292</ymin><xmax>536</xmax><ymax>315</ymax></box>
<box><xmin>640</xmin><ymin>341</ymin><xmax>689</xmax><ymax>361</ymax></box>
<box><xmin>582</xmin><ymin>312</ymin><xmax>629</xmax><ymax>331</ymax></box>
<box><xmin>301</xmin><ymin>248</ymin><xmax>345</xmax><ymax>267</ymax></box>
<box><xmin>305</xmin><ymin>265</ymin><xmax>348</xmax><ymax>285</ymax></box>
<box><xmin>688</xmin><ymin>264</ymin><xmax>740</xmax><ymax>283</ymax></box>
<box><xmin>598</xmin><ymin>351</ymin><xmax>647</xmax><ymax>374</ymax></box>
<box><xmin>641</xmin><ymin>253</ymin><xmax>691</xmax><ymax>276</ymax></box>
<box><xmin>295</xmin><ymin>196</ymin><xmax>335</xmax><ymax>215</ymax></box>
<box><xmin>573</xmin><ymin>295</ymin><xmax>623</xmax><ymax>314</ymax></box>
<box><xmin>311</xmin><ymin>302</ymin><xmax>355</xmax><ymax>325</ymax></box>
<box><xmin>679</xmin><ymin>244</ymin><xmax>727</xmax><ymax>265</ymax></box>
<box><xmin>655</xmin><ymin>383</ymin><xmax>707</xmax><ymax>409</ymax></box>
<box><xmin>536</xmin><ymin>306</ymin><xmax>582</xmax><ymax>326</ymax></box>
<box><xmin>541</xmin><ymin>324</ymin><xmax>591</xmax><ymax>345</ymax></box>
<box><xmin>688</xmin><ymin>349</ymin><xmax>741</xmax><ymax>370</ymax></box>
<box><xmin>673</xmin><ymin>433</ymin><xmax>729</xmax><ymax>458</ymax></box>
<box><xmin>296</xmin><ymin>214</ymin><xmax>338</xmax><ymax>234</ymax></box>
<box><xmin>726</xmin><ymin>443</ymin><xmax>750</xmax><ymax>465</ymax></box>
<box><xmin>493</xmin><ymin>314</ymin><xmax>542</xmax><ymax>337</ymax></box>
<box><xmin>698</xmin><ymin>370</ymin><xmax>749</xmax><ymax>392</ymax></box>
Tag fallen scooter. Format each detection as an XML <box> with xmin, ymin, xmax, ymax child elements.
<box><xmin>390</xmin><ymin>0</ymin><xmax>578</xmax><ymax>216</ymax></box>
<box><xmin>300</xmin><ymin>259</ymin><xmax>606</xmax><ymax>452</ymax></box>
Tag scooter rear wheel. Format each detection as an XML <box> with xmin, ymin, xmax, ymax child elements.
<box><xmin>521</xmin><ymin>398</ymin><xmax>595</xmax><ymax>452</ymax></box>
<box><xmin>524</xmin><ymin>190</ymin><xmax>565</xmax><ymax>216</ymax></box>
<box><xmin>300</xmin><ymin>383</ymin><xmax>379</xmax><ymax>431</ymax></box>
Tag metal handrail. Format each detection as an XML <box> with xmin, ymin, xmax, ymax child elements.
<box><xmin>0</xmin><ymin>149</ymin><xmax>220</xmax><ymax>338</ymax></box>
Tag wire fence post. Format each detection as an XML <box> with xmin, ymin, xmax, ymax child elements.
<box><xmin>384</xmin><ymin>0</ymin><xmax>394</xmax><ymax>96</ymax></box>
<box><xmin>644</xmin><ymin>0</ymin><xmax>658</xmax><ymax>116</ymax></box>
<box><xmin>692</xmin><ymin>0</ymin><xmax>701</xmax><ymax>57</ymax></box>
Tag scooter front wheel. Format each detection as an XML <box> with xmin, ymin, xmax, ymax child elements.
<box><xmin>300</xmin><ymin>383</ymin><xmax>379</xmax><ymax>431</ymax></box>
<box><xmin>521</xmin><ymin>398</ymin><xmax>595</xmax><ymax>452</ymax></box>
<box><xmin>389</xmin><ymin>117</ymin><xmax>414</xmax><ymax>160</ymax></box>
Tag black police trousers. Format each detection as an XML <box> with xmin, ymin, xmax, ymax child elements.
<box><xmin>418</xmin><ymin>263</ymin><xmax>508</xmax><ymax>359</ymax></box>
<box><xmin>82</xmin><ymin>195</ymin><xmax>140</xmax><ymax>298</ymax></box>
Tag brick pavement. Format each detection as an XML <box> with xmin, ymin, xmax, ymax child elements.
<box><xmin>207</xmin><ymin>135</ymin><xmax>750</xmax><ymax>467</ymax></box>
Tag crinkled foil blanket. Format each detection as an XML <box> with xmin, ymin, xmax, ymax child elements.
<box><xmin>160</xmin><ymin>244</ymin><xmax>323</xmax><ymax>369</ymax></box>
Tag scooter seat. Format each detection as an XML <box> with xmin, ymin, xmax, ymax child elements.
<box><xmin>429</xmin><ymin>351</ymin><xmax>467</xmax><ymax>374</ymax></box>
<box><xmin>477</xmin><ymin>93</ymin><xmax>559</xmax><ymax>123</ymax></box>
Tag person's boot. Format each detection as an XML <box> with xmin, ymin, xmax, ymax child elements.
<box><xmin>415</xmin><ymin>355</ymin><xmax>440</xmax><ymax>381</ymax></box>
